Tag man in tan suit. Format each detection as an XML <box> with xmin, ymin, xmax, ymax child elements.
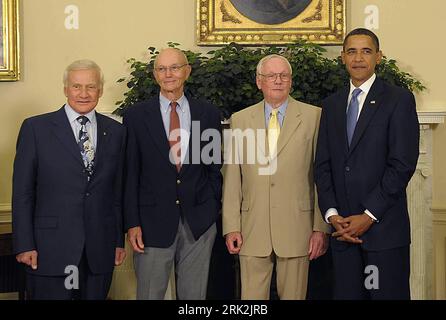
<box><xmin>223</xmin><ymin>54</ymin><xmax>329</xmax><ymax>299</ymax></box>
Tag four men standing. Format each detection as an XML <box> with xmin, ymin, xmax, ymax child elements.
<box><xmin>12</xmin><ymin>28</ymin><xmax>420</xmax><ymax>300</ymax></box>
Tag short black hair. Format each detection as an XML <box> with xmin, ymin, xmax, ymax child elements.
<box><xmin>343</xmin><ymin>28</ymin><xmax>380</xmax><ymax>51</ymax></box>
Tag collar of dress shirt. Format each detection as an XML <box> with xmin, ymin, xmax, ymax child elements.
<box><xmin>64</xmin><ymin>103</ymin><xmax>97</xmax><ymax>125</ymax></box>
<box><xmin>159</xmin><ymin>93</ymin><xmax>186</xmax><ymax>114</ymax></box>
<box><xmin>264</xmin><ymin>99</ymin><xmax>288</xmax><ymax>119</ymax></box>
<box><xmin>349</xmin><ymin>73</ymin><xmax>376</xmax><ymax>97</ymax></box>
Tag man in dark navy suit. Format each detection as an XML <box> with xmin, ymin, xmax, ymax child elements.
<box><xmin>12</xmin><ymin>60</ymin><xmax>126</xmax><ymax>299</ymax></box>
<box><xmin>123</xmin><ymin>48</ymin><xmax>222</xmax><ymax>300</ymax></box>
<box><xmin>314</xmin><ymin>28</ymin><xmax>419</xmax><ymax>299</ymax></box>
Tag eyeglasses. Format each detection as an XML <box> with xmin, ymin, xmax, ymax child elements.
<box><xmin>258</xmin><ymin>73</ymin><xmax>292</xmax><ymax>82</ymax></box>
<box><xmin>154</xmin><ymin>64</ymin><xmax>188</xmax><ymax>74</ymax></box>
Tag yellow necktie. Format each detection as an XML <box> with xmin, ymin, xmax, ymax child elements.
<box><xmin>268</xmin><ymin>109</ymin><xmax>280</xmax><ymax>156</ymax></box>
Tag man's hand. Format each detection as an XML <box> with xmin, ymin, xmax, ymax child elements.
<box><xmin>16</xmin><ymin>250</ymin><xmax>38</xmax><ymax>270</ymax></box>
<box><xmin>332</xmin><ymin>213</ymin><xmax>374</xmax><ymax>242</ymax></box>
<box><xmin>115</xmin><ymin>247</ymin><xmax>126</xmax><ymax>266</ymax></box>
<box><xmin>308</xmin><ymin>231</ymin><xmax>328</xmax><ymax>260</ymax></box>
<box><xmin>225</xmin><ymin>232</ymin><xmax>243</xmax><ymax>254</ymax></box>
<box><xmin>329</xmin><ymin>215</ymin><xmax>362</xmax><ymax>244</ymax></box>
<box><xmin>127</xmin><ymin>226</ymin><xmax>145</xmax><ymax>253</ymax></box>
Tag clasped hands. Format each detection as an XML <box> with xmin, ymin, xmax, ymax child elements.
<box><xmin>329</xmin><ymin>213</ymin><xmax>374</xmax><ymax>244</ymax></box>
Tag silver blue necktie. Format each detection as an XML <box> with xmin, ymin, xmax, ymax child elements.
<box><xmin>346</xmin><ymin>88</ymin><xmax>362</xmax><ymax>146</ymax></box>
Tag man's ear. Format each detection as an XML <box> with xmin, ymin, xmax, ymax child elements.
<box><xmin>341</xmin><ymin>51</ymin><xmax>346</xmax><ymax>65</ymax></box>
<box><xmin>63</xmin><ymin>86</ymin><xmax>68</xmax><ymax>97</ymax></box>
<box><xmin>256</xmin><ymin>76</ymin><xmax>262</xmax><ymax>90</ymax></box>
<box><xmin>376</xmin><ymin>50</ymin><xmax>383</xmax><ymax>64</ymax></box>
<box><xmin>185</xmin><ymin>64</ymin><xmax>192</xmax><ymax>80</ymax></box>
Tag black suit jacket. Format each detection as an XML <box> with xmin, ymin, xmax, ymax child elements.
<box><xmin>123</xmin><ymin>96</ymin><xmax>222</xmax><ymax>248</ymax></box>
<box><xmin>12</xmin><ymin>107</ymin><xmax>126</xmax><ymax>276</ymax></box>
<box><xmin>314</xmin><ymin>78</ymin><xmax>420</xmax><ymax>251</ymax></box>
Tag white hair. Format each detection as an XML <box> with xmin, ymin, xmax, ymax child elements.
<box><xmin>63</xmin><ymin>59</ymin><xmax>104</xmax><ymax>87</ymax></box>
<box><xmin>256</xmin><ymin>54</ymin><xmax>293</xmax><ymax>75</ymax></box>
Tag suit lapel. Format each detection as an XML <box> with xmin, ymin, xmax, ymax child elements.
<box><xmin>143</xmin><ymin>98</ymin><xmax>175</xmax><ymax>169</ymax></box>
<box><xmin>92</xmin><ymin>112</ymin><xmax>110</xmax><ymax>177</ymax></box>
<box><xmin>51</xmin><ymin>107</ymin><xmax>84</xmax><ymax>167</ymax></box>
<box><xmin>348</xmin><ymin>79</ymin><xmax>384</xmax><ymax>155</ymax></box>
<box><xmin>179</xmin><ymin>98</ymin><xmax>202</xmax><ymax>176</ymax></box>
<box><xmin>333</xmin><ymin>88</ymin><xmax>350</xmax><ymax>157</ymax></box>
<box><xmin>275</xmin><ymin>98</ymin><xmax>302</xmax><ymax>158</ymax></box>
<box><xmin>250</xmin><ymin>102</ymin><xmax>267</xmax><ymax>159</ymax></box>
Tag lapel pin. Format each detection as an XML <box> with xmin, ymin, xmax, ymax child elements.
<box><xmin>370</xmin><ymin>101</ymin><xmax>376</xmax><ymax>104</ymax></box>
<box><xmin>103</xmin><ymin>132</ymin><xmax>107</xmax><ymax>136</ymax></box>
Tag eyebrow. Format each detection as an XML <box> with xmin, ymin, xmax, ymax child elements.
<box><xmin>346</xmin><ymin>47</ymin><xmax>374</xmax><ymax>52</ymax></box>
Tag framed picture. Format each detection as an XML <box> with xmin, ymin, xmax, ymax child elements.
<box><xmin>0</xmin><ymin>0</ymin><xmax>19</xmax><ymax>81</ymax></box>
<box><xmin>196</xmin><ymin>0</ymin><xmax>345</xmax><ymax>45</ymax></box>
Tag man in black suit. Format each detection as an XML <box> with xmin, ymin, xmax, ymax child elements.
<box><xmin>12</xmin><ymin>60</ymin><xmax>126</xmax><ymax>300</ymax></box>
<box><xmin>123</xmin><ymin>48</ymin><xmax>222</xmax><ymax>299</ymax></box>
<box><xmin>314</xmin><ymin>28</ymin><xmax>419</xmax><ymax>299</ymax></box>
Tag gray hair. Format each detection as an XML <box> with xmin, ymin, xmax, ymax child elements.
<box><xmin>63</xmin><ymin>59</ymin><xmax>104</xmax><ymax>87</ymax></box>
<box><xmin>256</xmin><ymin>54</ymin><xmax>293</xmax><ymax>75</ymax></box>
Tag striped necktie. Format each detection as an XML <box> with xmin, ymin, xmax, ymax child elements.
<box><xmin>346</xmin><ymin>88</ymin><xmax>362</xmax><ymax>146</ymax></box>
<box><xmin>168</xmin><ymin>101</ymin><xmax>181</xmax><ymax>172</ymax></box>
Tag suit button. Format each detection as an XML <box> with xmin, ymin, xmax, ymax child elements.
<box><xmin>177</xmin><ymin>179</ymin><xmax>181</xmax><ymax>185</ymax></box>
<box><xmin>176</xmin><ymin>200</ymin><xmax>180</xmax><ymax>205</ymax></box>
<box><xmin>271</xmin><ymin>183</ymin><xmax>275</xmax><ymax>187</ymax></box>
<box><xmin>345</xmin><ymin>166</ymin><xmax>350</xmax><ymax>172</ymax></box>
<box><xmin>86</xmin><ymin>192</ymin><xmax>90</xmax><ymax>197</ymax></box>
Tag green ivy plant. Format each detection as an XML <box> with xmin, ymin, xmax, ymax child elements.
<box><xmin>114</xmin><ymin>42</ymin><xmax>425</xmax><ymax>119</ymax></box>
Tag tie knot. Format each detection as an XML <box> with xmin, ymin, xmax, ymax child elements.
<box><xmin>271</xmin><ymin>109</ymin><xmax>279</xmax><ymax>117</ymax></box>
<box><xmin>352</xmin><ymin>88</ymin><xmax>362</xmax><ymax>99</ymax></box>
<box><xmin>76</xmin><ymin>116</ymin><xmax>89</xmax><ymax>126</ymax></box>
<box><xmin>170</xmin><ymin>101</ymin><xmax>178</xmax><ymax>110</ymax></box>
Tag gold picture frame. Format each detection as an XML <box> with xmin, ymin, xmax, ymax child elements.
<box><xmin>0</xmin><ymin>0</ymin><xmax>19</xmax><ymax>81</ymax></box>
<box><xmin>196</xmin><ymin>0</ymin><xmax>345</xmax><ymax>45</ymax></box>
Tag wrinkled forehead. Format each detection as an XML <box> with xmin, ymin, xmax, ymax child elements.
<box><xmin>67</xmin><ymin>68</ymin><xmax>101</xmax><ymax>84</ymax></box>
<box><xmin>261</xmin><ymin>57</ymin><xmax>291</xmax><ymax>73</ymax></box>
<box><xmin>155</xmin><ymin>49</ymin><xmax>187</xmax><ymax>66</ymax></box>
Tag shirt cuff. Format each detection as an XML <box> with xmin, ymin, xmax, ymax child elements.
<box><xmin>324</xmin><ymin>208</ymin><xmax>339</xmax><ymax>224</ymax></box>
<box><xmin>364</xmin><ymin>209</ymin><xmax>378</xmax><ymax>222</ymax></box>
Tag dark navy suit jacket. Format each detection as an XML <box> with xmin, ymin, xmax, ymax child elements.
<box><xmin>314</xmin><ymin>78</ymin><xmax>420</xmax><ymax>251</ymax></box>
<box><xmin>12</xmin><ymin>107</ymin><xmax>126</xmax><ymax>276</ymax></box>
<box><xmin>123</xmin><ymin>96</ymin><xmax>222</xmax><ymax>248</ymax></box>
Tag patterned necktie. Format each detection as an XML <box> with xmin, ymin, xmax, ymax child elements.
<box><xmin>76</xmin><ymin>116</ymin><xmax>95</xmax><ymax>179</ymax></box>
<box><xmin>346</xmin><ymin>88</ymin><xmax>362</xmax><ymax>146</ymax></box>
<box><xmin>268</xmin><ymin>108</ymin><xmax>281</xmax><ymax>156</ymax></box>
<box><xmin>169</xmin><ymin>101</ymin><xmax>181</xmax><ymax>172</ymax></box>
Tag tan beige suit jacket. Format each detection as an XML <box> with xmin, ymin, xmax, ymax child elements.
<box><xmin>223</xmin><ymin>97</ymin><xmax>329</xmax><ymax>258</ymax></box>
